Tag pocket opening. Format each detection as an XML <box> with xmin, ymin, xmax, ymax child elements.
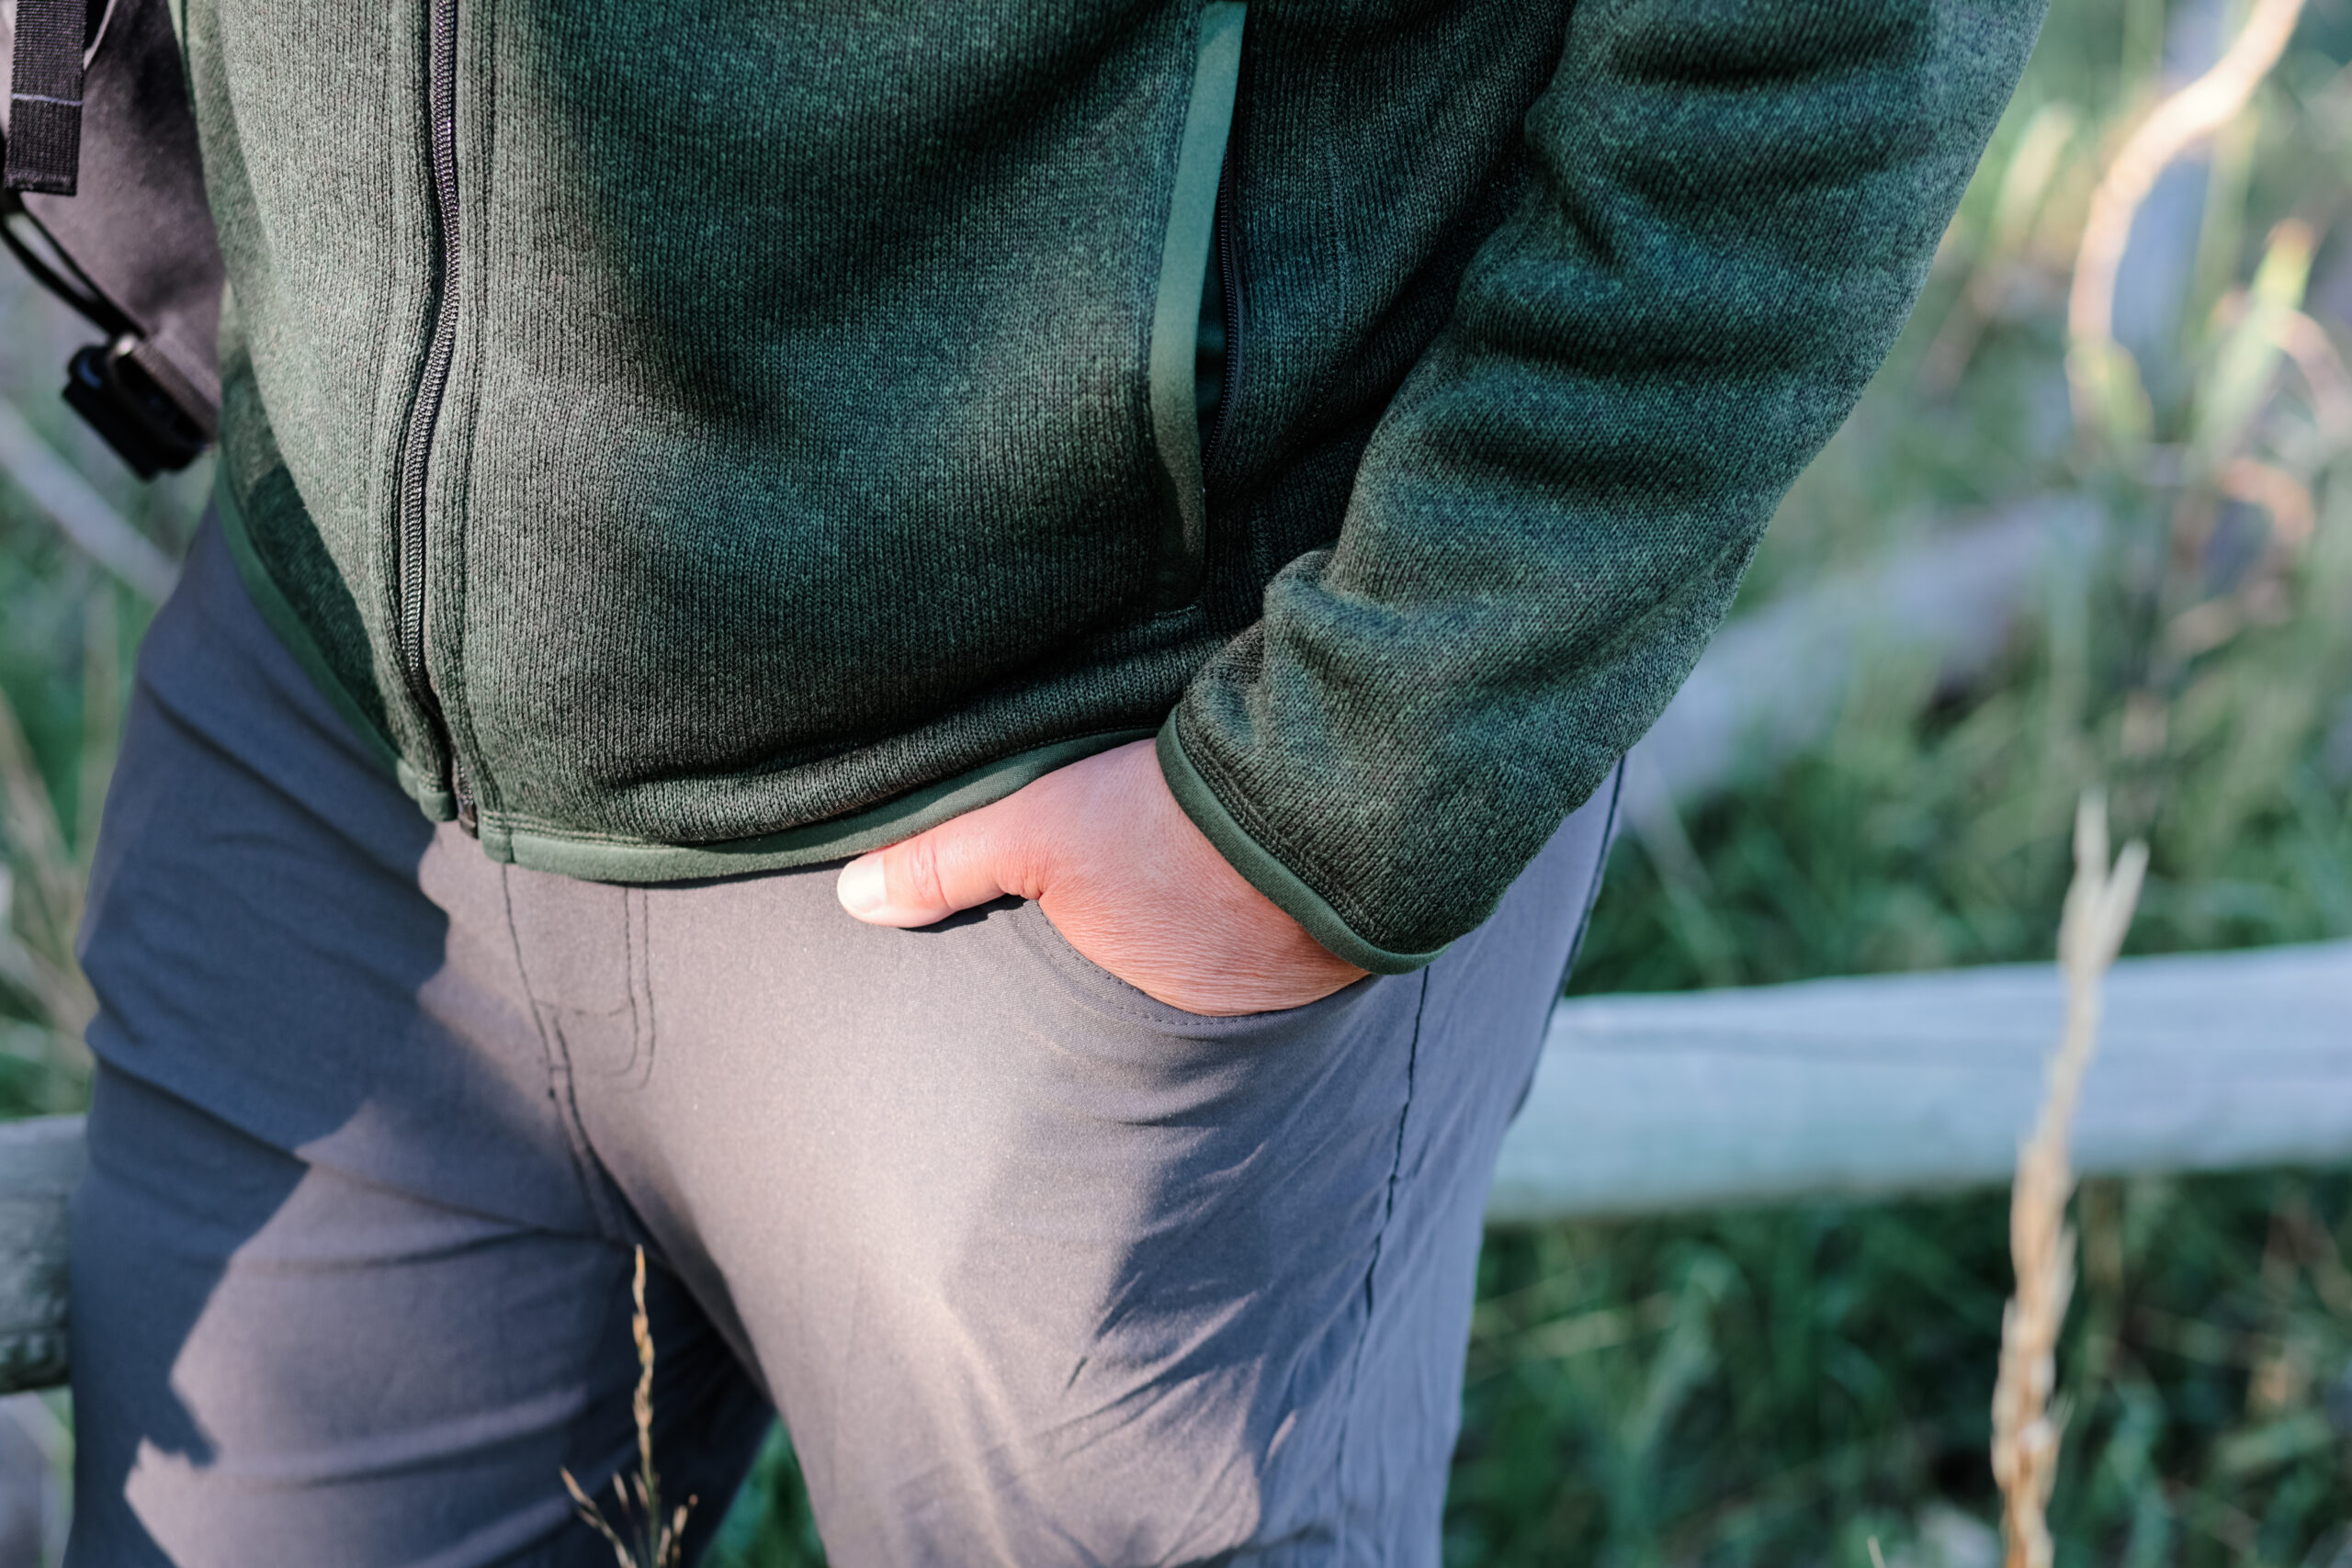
<box><xmin>1146</xmin><ymin>0</ymin><xmax>1246</xmax><ymax>613</ymax></box>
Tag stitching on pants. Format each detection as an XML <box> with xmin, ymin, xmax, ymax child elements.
<box><xmin>1329</xmin><ymin>966</ymin><xmax>1431</xmax><ymax>1560</ymax></box>
<box><xmin>499</xmin><ymin>863</ymin><xmax>628</xmax><ymax>1242</ymax></box>
<box><xmin>625</xmin><ymin>886</ymin><xmax>655</xmax><ymax>1087</ymax></box>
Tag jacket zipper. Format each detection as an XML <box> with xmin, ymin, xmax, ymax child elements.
<box><xmin>395</xmin><ymin>0</ymin><xmax>474</xmax><ymax>832</ymax></box>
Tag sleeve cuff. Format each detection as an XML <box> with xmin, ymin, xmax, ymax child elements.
<box><xmin>1154</xmin><ymin>713</ymin><xmax>1452</xmax><ymax>976</ymax></box>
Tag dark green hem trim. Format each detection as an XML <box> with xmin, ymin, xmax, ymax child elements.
<box><xmin>216</xmin><ymin>474</ymin><xmax>1148</xmax><ymax>885</ymax></box>
<box><xmin>1146</xmin><ymin>1</ymin><xmax>1244</xmax><ymax>608</ymax></box>
<box><xmin>1154</xmin><ymin>715</ymin><xmax>1447</xmax><ymax>975</ymax></box>
<box><xmin>482</xmin><ymin>728</ymin><xmax>1156</xmax><ymax>883</ymax></box>
<box><xmin>210</xmin><ymin>472</ymin><xmax>458</xmax><ymax>817</ymax></box>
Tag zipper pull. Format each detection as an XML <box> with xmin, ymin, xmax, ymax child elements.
<box><xmin>453</xmin><ymin>770</ymin><xmax>480</xmax><ymax>837</ymax></box>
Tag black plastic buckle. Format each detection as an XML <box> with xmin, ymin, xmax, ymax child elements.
<box><xmin>62</xmin><ymin>333</ymin><xmax>208</xmax><ymax>478</ymax></box>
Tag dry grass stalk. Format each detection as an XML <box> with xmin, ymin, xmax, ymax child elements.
<box><xmin>0</xmin><ymin>676</ymin><xmax>95</xmax><ymax>1043</ymax></box>
<box><xmin>561</xmin><ymin>1247</ymin><xmax>696</xmax><ymax>1568</ymax></box>
<box><xmin>0</xmin><ymin>594</ymin><xmax>118</xmax><ymax>1108</ymax></box>
<box><xmin>1989</xmin><ymin>793</ymin><xmax>2147</xmax><ymax>1568</ymax></box>
<box><xmin>2065</xmin><ymin>0</ymin><xmax>2309</xmax><ymax>436</ymax></box>
<box><xmin>2274</xmin><ymin>308</ymin><xmax>2352</xmax><ymax>447</ymax></box>
<box><xmin>1918</xmin><ymin>101</ymin><xmax>2079</xmax><ymax>394</ymax></box>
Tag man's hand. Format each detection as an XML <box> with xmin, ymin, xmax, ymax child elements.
<box><xmin>834</xmin><ymin>739</ymin><xmax>1368</xmax><ymax>1016</ymax></box>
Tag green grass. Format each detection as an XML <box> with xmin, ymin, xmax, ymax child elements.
<box><xmin>8</xmin><ymin>0</ymin><xmax>2352</xmax><ymax>1561</ymax></box>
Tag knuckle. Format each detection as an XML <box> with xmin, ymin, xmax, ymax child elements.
<box><xmin>993</xmin><ymin>829</ymin><xmax>1045</xmax><ymax>902</ymax></box>
<box><xmin>899</xmin><ymin>835</ymin><xmax>947</xmax><ymax>911</ymax></box>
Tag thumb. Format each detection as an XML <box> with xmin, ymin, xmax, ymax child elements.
<box><xmin>834</xmin><ymin>807</ymin><xmax>1037</xmax><ymax>928</ymax></box>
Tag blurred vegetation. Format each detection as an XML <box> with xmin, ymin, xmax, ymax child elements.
<box><xmin>1441</xmin><ymin>0</ymin><xmax>2352</xmax><ymax>1560</ymax></box>
<box><xmin>6</xmin><ymin>0</ymin><xmax>2352</xmax><ymax>1562</ymax></box>
<box><xmin>0</xmin><ymin>284</ymin><xmax>198</xmax><ymax>1120</ymax></box>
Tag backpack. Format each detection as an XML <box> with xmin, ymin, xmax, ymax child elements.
<box><xmin>1</xmin><ymin>0</ymin><xmax>223</xmax><ymax>478</ymax></box>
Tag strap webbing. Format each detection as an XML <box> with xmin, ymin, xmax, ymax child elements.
<box><xmin>6</xmin><ymin>0</ymin><xmax>89</xmax><ymax>195</ymax></box>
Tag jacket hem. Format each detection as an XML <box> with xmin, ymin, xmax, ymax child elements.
<box><xmin>482</xmin><ymin>728</ymin><xmax>1156</xmax><ymax>883</ymax></box>
<box><xmin>1154</xmin><ymin>714</ymin><xmax>1447</xmax><ymax>976</ymax></box>
<box><xmin>217</xmin><ymin>468</ymin><xmax>1153</xmax><ymax>881</ymax></box>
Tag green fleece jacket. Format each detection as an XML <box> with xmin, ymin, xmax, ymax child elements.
<box><xmin>181</xmin><ymin>0</ymin><xmax>2045</xmax><ymax>973</ymax></box>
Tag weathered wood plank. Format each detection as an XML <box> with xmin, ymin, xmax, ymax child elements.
<box><xmin>0</xmin><ymin>399</ymin><xmax>177</xmax><ymax>604</ymax></box>
<box><xmin>1488</xmin><ymin>940</ymin><xmax>2352</xmax><ymax>1223</ymax></box>
<box><xmin>1621</xmin><ymin>496</ymin><xmax>2099</xmax><ymax>823</ymax></box>
<box><xmin>0</xmin><ymin>1116</ymin><xmax>81</xmax><ymax>1393</ymax></box>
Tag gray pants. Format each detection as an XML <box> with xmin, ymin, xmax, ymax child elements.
<box><xmin>65</xmin><ymin>517</ymin><xmax>1619</xmax><ymax>1567</ymax></box>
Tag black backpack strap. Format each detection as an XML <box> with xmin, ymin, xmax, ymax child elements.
<box><xmin>5</xmin><ymin>0</ymin><xmax>85</xmax><ymax>194</ymax></box>
<box><xmin>2</xmin><ymin>0</ymin><xmax>221</xmax><ymax>476</ymax></box>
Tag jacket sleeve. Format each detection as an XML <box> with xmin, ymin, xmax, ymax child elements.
<box><xmin>1156</xmin><ymin>0</ymin><xmax>2051</xmax><ymax>973</ymax></box>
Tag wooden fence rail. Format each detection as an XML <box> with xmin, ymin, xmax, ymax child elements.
<box><xmin>1489</xmin><ymin>938</ymin><xmax>2352</xmax><ymax>1224</ymax></box>
<box><xmin>1</xmin><ymin>939</ymin><xmax>2343</xmax><ymax>1393</ymax></box>
<box><xmin>0</xmin><ymin>1119</ymin><xmax>83</xmax><ymax>1395</ymax></box>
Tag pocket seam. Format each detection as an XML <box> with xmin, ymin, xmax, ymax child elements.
<box><xmin>1001</xmin><ymin>896</ymin><xmax>1335</xmax><ymax>1035</ymax></box>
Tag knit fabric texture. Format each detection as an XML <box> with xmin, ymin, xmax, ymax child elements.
<box><xmin>180</xmin><ymin>0</ymin><xmax>2046</xmax><ymax>968</ymax></box>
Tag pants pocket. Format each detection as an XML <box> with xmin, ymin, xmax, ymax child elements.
<box><xmin>997</xmin><ymin>891</ymin><xmax>1361</xmax><ymax>1034</ymax></box>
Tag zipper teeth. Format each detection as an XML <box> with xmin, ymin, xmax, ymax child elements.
<box><xmin>396</xmin><ymin>0</ymin><xmax>462</xmax><ymax>735</ymax></box>
<box><xmin>1203</xmin><ymin>143</ymin><xmax>1242</xmax><ymax>480</ymax></box>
